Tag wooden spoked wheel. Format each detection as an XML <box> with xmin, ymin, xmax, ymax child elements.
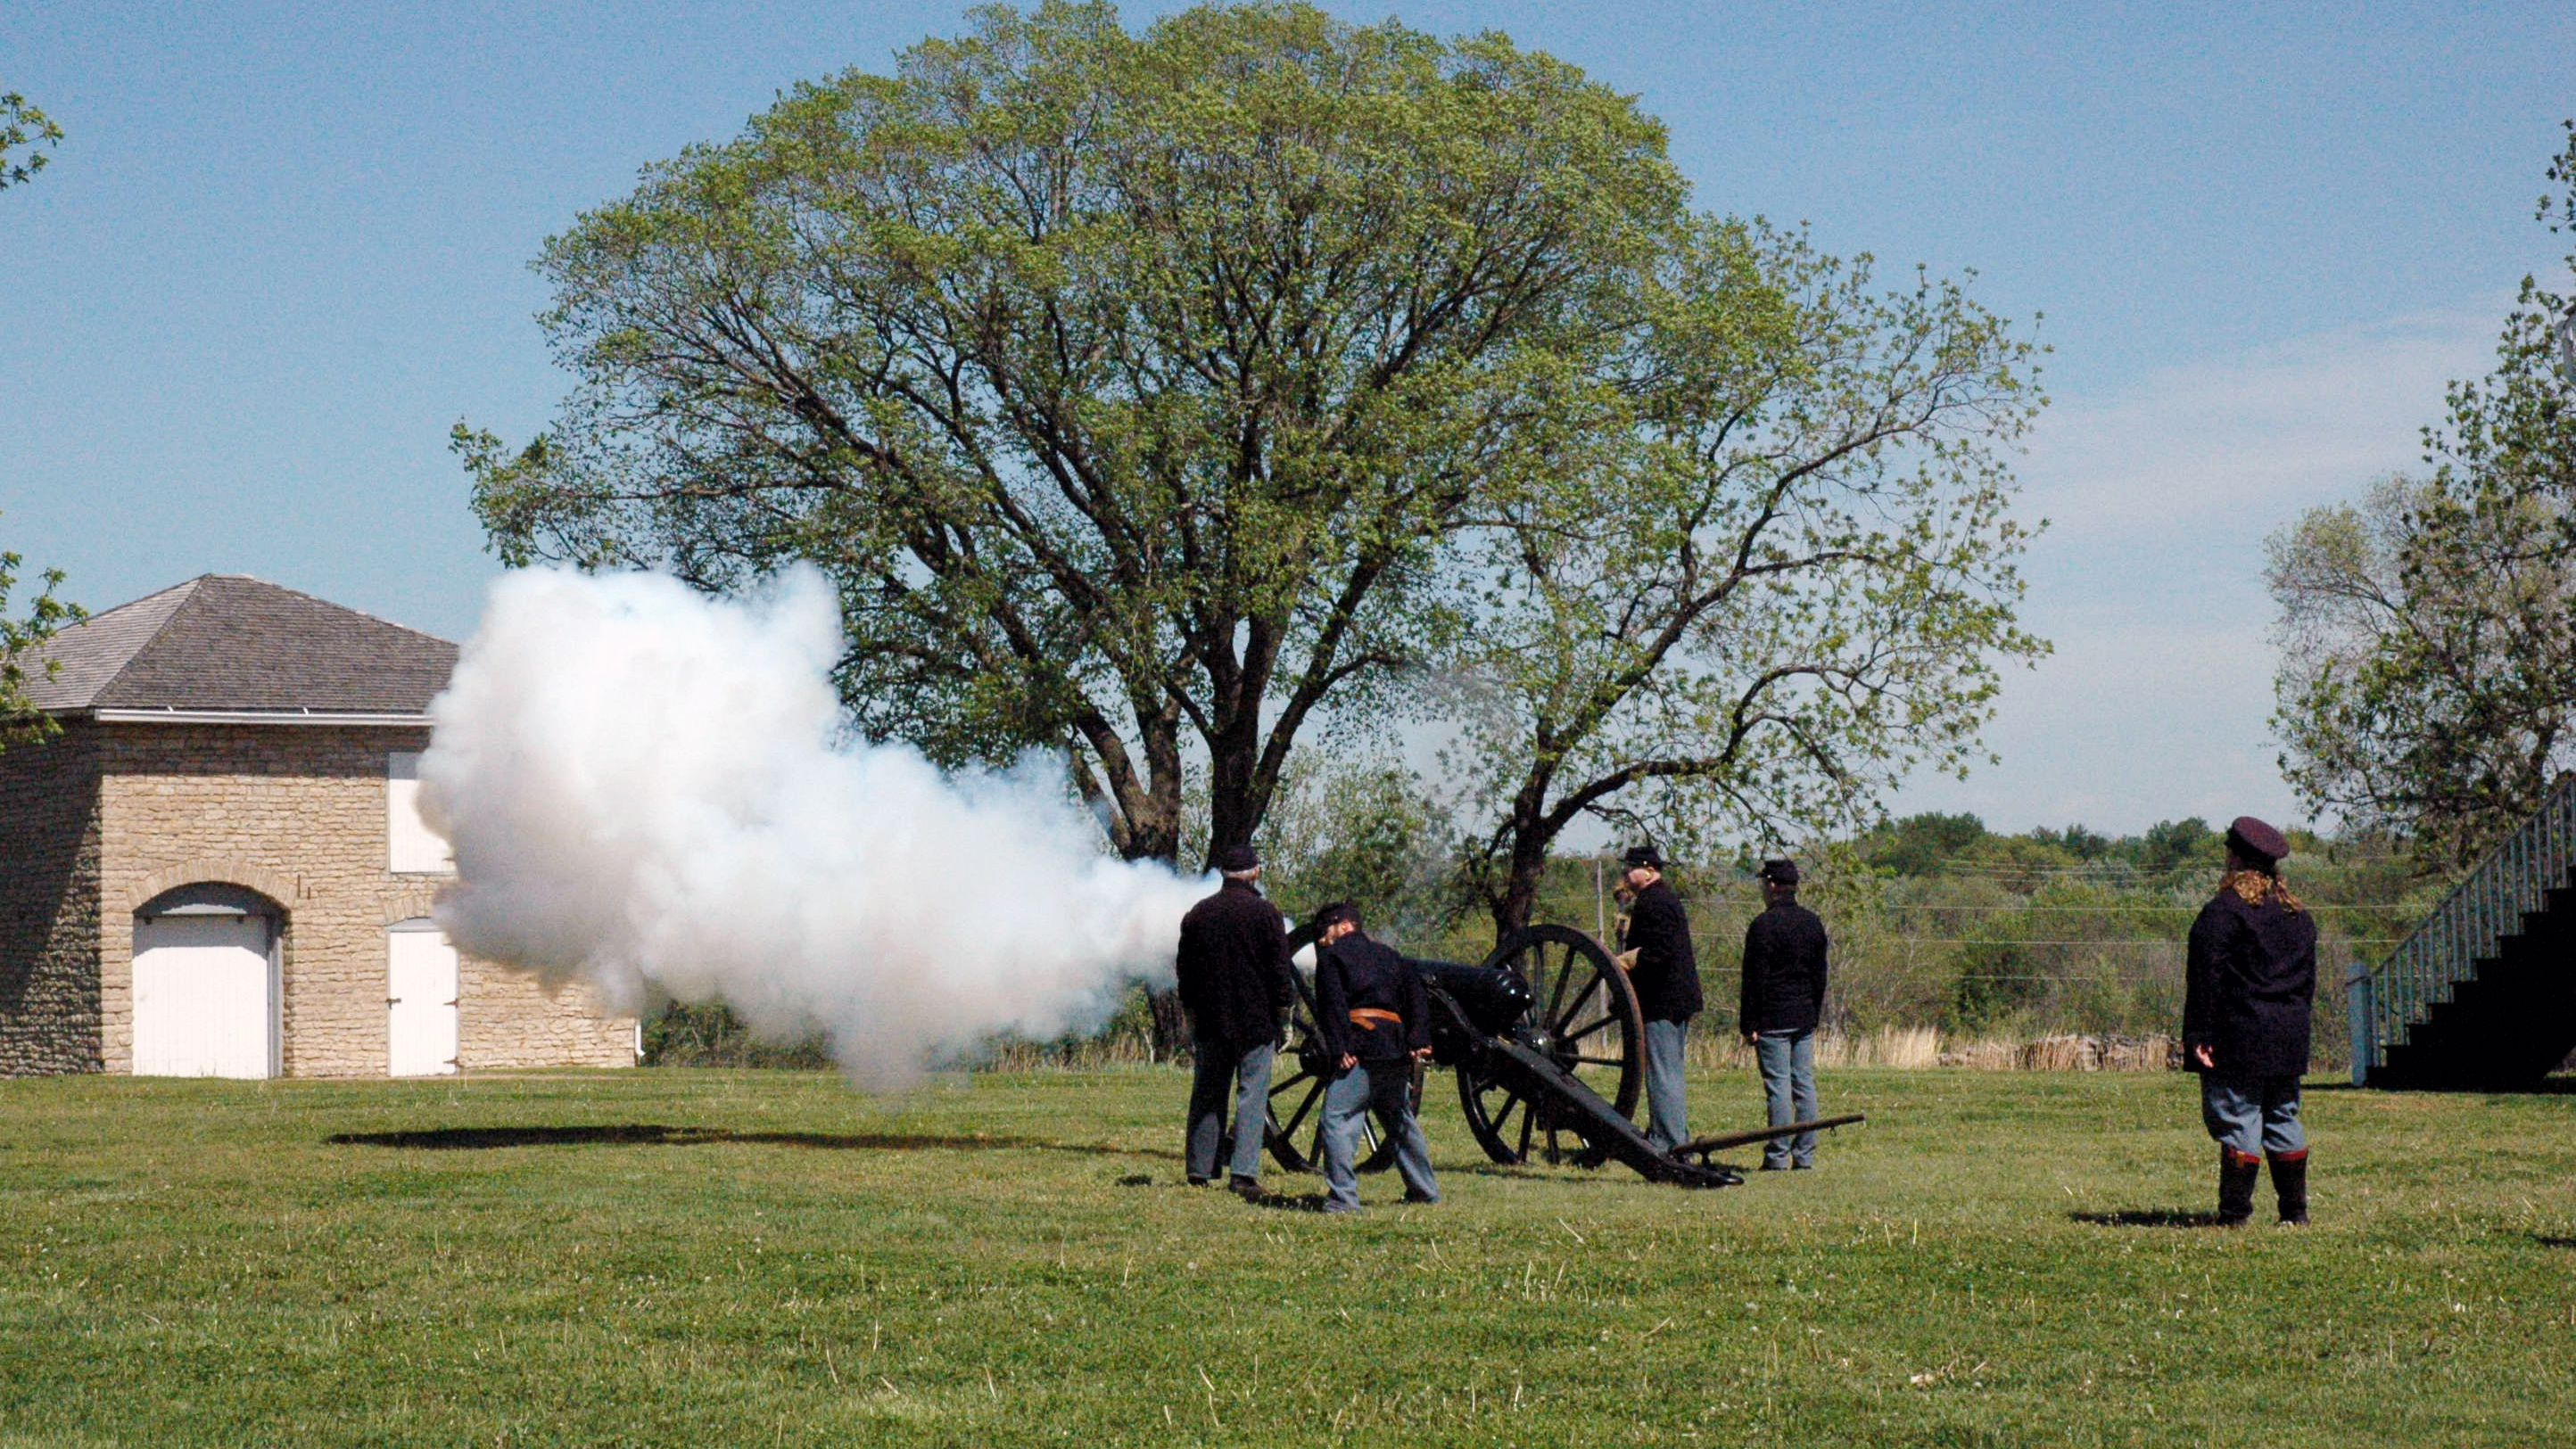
<box><xmin>1261</xmin><ymin>922</ymin><xmax>1421</xmax><ymax>1175</ymax></box>
<box><xmin>1456</xmin><ymin>923</ymin><xmax>1645</xmax><ymax>1165</ymax></box>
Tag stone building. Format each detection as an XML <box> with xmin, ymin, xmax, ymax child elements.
<box><xmin>0</xmin><ymin>574</ymin><xmax>636</xmax><ymax>1077</ymax></box>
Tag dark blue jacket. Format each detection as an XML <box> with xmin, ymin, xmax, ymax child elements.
<box><xmin>1739</xmin><ymin>900</ymin><xmax>1829</xmax><ymax>1035</ymax></box>
<box><xmin>1314</xmin><ymin>932</ymin><xmax>1432</xmax><ymax>1063</ymax></box>
<box><xmin>2184</xmin><ymin>882</ymin><xmax>2316</xmax><ymax>1079</ymax></box>
<box><xmin>1175</xmin><ymin>878</ymin><xmax>1292</xmax><ymax>1051</ymax></box>
<box><xmin>1626</xmin><ymin>880</ymin><xmax>1704</xmax><ymax>1022</ymax></box>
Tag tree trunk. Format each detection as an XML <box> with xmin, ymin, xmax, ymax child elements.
<box><xmin>1124</xmin><ymin>710</ymin><xmax>1193</xmax><ymax>1063</ymax></box>
<box><xmin>1490</xmin><ymin>830</ymin><xmax>1552</xmax><ymax>937</ymax></box>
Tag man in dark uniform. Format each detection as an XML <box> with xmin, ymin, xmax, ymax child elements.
<box><xmin>1739</xmin><ymin>857</ymin><xmax>1830</xmax><ymax>1170</ymax></box>
<box><xmin>1175</xmin><ymin>844</ymin><xmax>1294</xmax><ymax>1196</ymax></box>
<box><xmin>2184</xmin><ymin>815</ymin><xmax>2318</xmax><ymax>1226</ymax></box>
<box><xmin>1309</xmin><ymin>902</ymin><xmax>1439</xmax><ymax>1213</ymax></box>
<box><xmin>1620</xmin><ymin>844</ymin><xmax>1703</xmax><ymax>1152</ymax></box>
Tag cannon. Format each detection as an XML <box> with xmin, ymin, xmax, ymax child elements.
<box><xmin>1258</xmin><ymin>923</ymin><xmax>1787</xmax><ymax>1189</ymax></box>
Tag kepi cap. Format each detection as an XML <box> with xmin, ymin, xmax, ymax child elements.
<box><xmin>1214</xmin><ymin>844</ymin><xmax>1260</xmax><ymax>873</ymax></box>
<box><xmin>1757</xmin><ymin>858</ymin><xmax>1801</xmax><ymax>886</ymax></box>
<box><xmin>2225</xmin><ymin>816</ymin><xmax>2290</xmax><ymax>865</ymax></box>
<box><xmin>1620</xmin><ymin>844</ymin><xmax>1665</xmax><ymax>870</ymax></box>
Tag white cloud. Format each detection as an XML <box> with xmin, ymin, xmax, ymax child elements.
<box><xmin>1889</xmin><ymin>302</ymin><xmax>2500</xmax><ymax>836</ymax></box>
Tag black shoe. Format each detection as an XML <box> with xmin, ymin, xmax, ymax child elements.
<box><xmin>2268</xmin><ymin>1149</ymin><xmax>2309</xmax><ymax>1225</ymax></box>
<box><xmin>1758</xmin><ymin>1161</ymin><xmax>1788</xmax><ymax>1173</ymax></box>
<box><xmin>1400</xmin><ymin>1190</ymin><xmax>1439</xmax><ymax>1205</ymax></box>
<box><xmin>2217</xmin><ymin>1148</ymin><xmax>2260</xmax><ymax>1227</ymax></box>
<box><xmin>1227</xmin><ymin>1175</ymin><xmax>1266</xmax><ymax>1199</ymax></box>
<box><xmin>1186</xmin><ymin>1175</ymin><xmax>1211</xmax><ymax>1187</ymax></box>
<box><xmin>1791</xmin><ymin>1161</ymin><xmax>1814</xmax><ymax>1171</ymax></box>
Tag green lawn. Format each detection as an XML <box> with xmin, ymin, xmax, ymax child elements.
<box><xmin>0</xmin><ymin>1065</ymin><xmax>2568</xmax><ymax>1447</ymax></box>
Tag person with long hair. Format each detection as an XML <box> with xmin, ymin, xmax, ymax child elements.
<box><xmin>2184</xmin><ymin>816</ymin><xmax>2318</xmax><ymax>1225</ymax></box>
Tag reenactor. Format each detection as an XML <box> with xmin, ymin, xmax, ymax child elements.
<box><xmin>2184</xmin><ymin>816</ymin><xmax>2317</xmax><ymax>1226</ymax></box>
<box><xmin>1175</xmin><ymin>844</ymin><xmax>1294</xmax><ymax>1197</ymax></box>
<box><xmin>1619</xmin><ymin>844</ymin><xmax>1703</xmax><ymax>1152</ymax></box>
<box><xmin>1309</xmin><ymin>902</ymin><xmax>1439</xmax><ymax>1213</ymax></box>
<box><xmin>1738</xmin><ymin>857</ymin><xmax>1829</xmax><ymax>1171</ymax></box>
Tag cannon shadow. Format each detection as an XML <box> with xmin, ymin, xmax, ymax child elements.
<box><xmin>326</xmin><ymin>1123</ymin><xmax>1173</xmax><ymax>1160</ymax></box>
<box><xmin>2069</xmin><ymin>1208</ymin><xmax>2233</xmax><ymax>1229</ymax></box>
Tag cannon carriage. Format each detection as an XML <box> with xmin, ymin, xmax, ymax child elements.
<box><xmin>1259</xmin><ymin>922</ymin><xmax>1747</xmax><ymax>1189</ymax></box>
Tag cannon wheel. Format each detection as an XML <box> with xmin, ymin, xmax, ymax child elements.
<box><xmin>1260</xmin><ymin>922</ymin><xmax>1422</xmax><ymax>1175</ymax></box>
<box><xmin>1456</xmin><ymin>923</ymin><xmax>1646</xmax><ymax>1166</ymax></box>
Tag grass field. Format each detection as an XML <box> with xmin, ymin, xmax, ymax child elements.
<box><xmin>1</xmin><ymin>1065</ymin><xmax>2569</xmax><ymax>1447</ymax></box>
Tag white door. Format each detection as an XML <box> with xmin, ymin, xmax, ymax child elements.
<box><xmin>387</xmin><ymin>926</ymin><xmax>460</xmax><ymax>1077</ymax></box>
<box><xmin>133</xmin><ymin>914</ymin><xmax>277</xmax><ymax>1078</ymax></box>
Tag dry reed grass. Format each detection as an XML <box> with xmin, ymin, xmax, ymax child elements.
<box><xmin>1687</xmin><ymin>1026</ymin><xmax>2177</xmax><ymax>1073</ymax></box>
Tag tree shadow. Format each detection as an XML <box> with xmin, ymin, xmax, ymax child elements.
<box><xmin>326</xmin><ymin>1124</ymin><xmax>1174</xmax><ymax>1160</ymax></box>
<box><xmin>2069</xmin><ymin>1208</ymin><xmax>2230</xmax><ymax>1229</ymax></box>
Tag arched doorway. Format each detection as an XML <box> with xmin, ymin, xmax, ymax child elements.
<box><xmin>386</xmin><ymin>918</ymin><xmax>459</xmax><ymax>1077</ymax></box>
<box><xmin>132</xmin><ymin>884</ymin><xmax>282</xmax><ymax>1078</ymax></box>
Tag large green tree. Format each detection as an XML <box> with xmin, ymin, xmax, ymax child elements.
<box><xmin>459</xmin><ymin>0</ymin><xmax>1684</xmax><ymax>870</ymax></box>
<box><xmin>1442</xmin><ymin>218</ymin><xmax>2046</xmax><ymax>929</ymax></box>
<box><xmin>2269</xmin><ymin>122</ymin><xmax>2576</xmax><ymax>865</ymax></box>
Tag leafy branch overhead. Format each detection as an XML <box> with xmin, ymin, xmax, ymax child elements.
<box><xmin>0</xmin><ymin>91</ymin><xmax>63</xmax><ymax>190</ymax></box>
<box><xmin>0</xmin><ymin>528</ymin><xmax>85</xmax><ymax>752</ymax></box>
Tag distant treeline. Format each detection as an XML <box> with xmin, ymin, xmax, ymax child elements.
<box><xmin>642</xmin><ymin>809</ymin><xmax>2436</xmax><ymax>1070</ymax></box>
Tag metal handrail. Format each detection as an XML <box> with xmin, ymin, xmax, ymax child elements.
<box><xmin>2356</xmin><ymin>773</ymin><xmax>2576</xmax><ymax>1080</ymax></box>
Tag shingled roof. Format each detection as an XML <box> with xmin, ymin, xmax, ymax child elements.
<box><xmin>16</xmin><ymin>575</ymin><xmax>457</xmax><ymax>716</ymax></box>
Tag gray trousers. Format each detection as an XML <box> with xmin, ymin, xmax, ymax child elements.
<box><xmin>2200</xmin><ymin>1073</ymin><xmax>2305</xmax><ymax>1157</ymax></box>
<box><xmin>1185</xmin><ymin>1039</ymin><xmax>1275</xmax><ymax>1182</ymax></box>
<box><xmin>1644</xmin><ymin>1017</ymin><xmax>1690</xmax><ymax>1152</ymax></box>
<box><xmin>1753</xmin><ymin>1028</ymin><xmax>1819</xmax><ymax>1167</ymax></box>
<box><xmin>1319</xmin><ymin>1060</ymin><xmax>1437</xmax><ymax>1211</ymax></box>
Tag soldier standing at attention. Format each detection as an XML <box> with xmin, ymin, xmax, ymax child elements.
<box><xmin>1620</xmin><ymin>844</ymin><xmax>1703</xmax><ymax>1153</ymax></box>
<box><xmin>1309</xmin><ymin>902</ymin><xmax>1439</xmax><ymax>1213</ymax></box>
<box><xmin>2184</xmin><ymin>816</ymin><xmax>2317</xmax><ymax>1226</ymax></box>
<box><xmin>1739</xmin><ymin>858</ymin><xmax>1829</xmax><ymax>1171</ymax></box>
<box><xmin>1175</xmin><ymin>844</ymin><xmax>1294</xmax><ymax>1198</ymax></box>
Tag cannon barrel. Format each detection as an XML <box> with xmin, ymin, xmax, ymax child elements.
<box><xmin>1406</xmin><ymin>957</ymin><xmax>1532</xmax><ymax>1059</ymax></box>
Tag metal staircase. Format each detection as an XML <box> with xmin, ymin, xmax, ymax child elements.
<box><xmin>2353</xmin><ymin>774</ymin><xmax>2576</xmax><ymax>1089</ymax></box>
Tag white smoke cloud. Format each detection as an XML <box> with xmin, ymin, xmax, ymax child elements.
<box><xmin>418</xmin><ymin>566</ymin><xmax>1203</xmax><ymax>1088</ymax></box>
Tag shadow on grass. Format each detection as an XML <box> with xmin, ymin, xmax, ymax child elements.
<box><xmin>2069</xmin><ymin>1208</ymin><xmax>2230</xmax><ymax>1229</ymax></box>
<box><xmin>326</xmin><ymin>1124</ymin><xmax>1173</xmax><ymax>1160</ymax></box>
<box><xmin>2535</xmin><ymin>1235</ymin><xmax>2576</xmax><ymax>1248</ymax></box>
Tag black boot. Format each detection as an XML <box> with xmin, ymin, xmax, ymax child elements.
<box><xmin>2217</xmin><ymin>1148</ymin><xmax>2260</xmax><ymax>1226</ymax></box>
<box><xmin>2268</xmin><ymin>1149</ymin><xmax>2309</xmax><ymax>1225</ymax></box>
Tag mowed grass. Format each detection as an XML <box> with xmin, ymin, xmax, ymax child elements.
<box><xmin>0</xmin><ymin>1066</ymin><xmax>2569</xmax><ymax>1448</ymax></box>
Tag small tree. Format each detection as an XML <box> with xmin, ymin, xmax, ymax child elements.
<box><xmin>2268</xmin><ymin>475</ymin><xmax>2576</xmax><ymax>865</ymax></box>
<box><xmin>1441</xmin><ymin>218</ymin><xmax>2046</xmax><ymax>931</ymax></box>
<box><xmin>2268</xmin><ymin>122</ymin><xmax>2576</xmax><ymax>864</ymax></box>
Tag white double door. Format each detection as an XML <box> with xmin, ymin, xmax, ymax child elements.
<box><xmin>387</xmin><ymin>926</ymin><xmax>460</xmax><ymax>1077</ymax></box>
<box><xmin>132</xmin><ymin>913</ymin><xmax>277</xmax><ymax>1078</ymax></box>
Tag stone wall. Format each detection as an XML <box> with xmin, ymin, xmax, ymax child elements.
<box><xmin>0</xmin><ymin>724</ymin><xmax>104</xmax><ymax>1074</ymax></box>
<box><xmin>458</xmin><ymin>959</ymin><xmax>639</xmax><ymax>1069</ymax></box>
<box><xmin>93</xmin><ymin>721</ymin><xmax>634</xmax><ymax>1076</ymax></box>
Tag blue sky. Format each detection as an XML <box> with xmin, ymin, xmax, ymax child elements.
<box><xmin>4</xmin><ymin>1</ymin><xmax>2572</xmax><ymax>835</ymax></box>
